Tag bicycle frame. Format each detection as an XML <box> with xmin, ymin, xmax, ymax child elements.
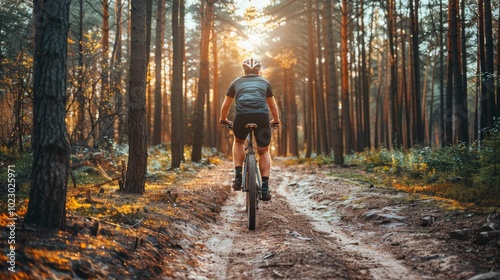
<box><xmin>222</xmin><ymin>121</ymin><xmax>277</xmax><ymax>230</ymax></box>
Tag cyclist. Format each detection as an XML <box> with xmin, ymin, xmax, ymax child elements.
<box><xmin>219</xmin><ymin>58</ymin><xmax>280</xmax><ymax>201</ymax></box>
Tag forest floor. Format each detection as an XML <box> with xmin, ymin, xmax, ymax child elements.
<box><xmin>1</xmin><ymin>158</ymin><xmax>500</xmax><ymax>279</ymax></box>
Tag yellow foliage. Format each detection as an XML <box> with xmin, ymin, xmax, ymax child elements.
<box><xmin>66</xmin><ymin>196</ymin><xmax>82</xmax><ymax>210</ymax></box>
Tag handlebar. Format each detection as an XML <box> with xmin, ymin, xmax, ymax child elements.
<box><xmin>220</xmin><ymin>120</ymin><xmax>233</xmax><ymax>129</ymax></box>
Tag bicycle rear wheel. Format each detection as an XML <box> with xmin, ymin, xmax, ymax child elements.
<box><xmin>245</xmin><ymin>153</ymin><xmax>257</xmax><ymax>230</ymax></box>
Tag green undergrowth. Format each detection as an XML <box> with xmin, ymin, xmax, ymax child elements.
<box><xmin>346</xmin><ymin>133</ymin><xmax>500</xmax><ymax>206</ymax></box>
<box><xmin>282</xmin><ymin>125</ymin><xmax>500</xmax><ymax>207</ymax></box>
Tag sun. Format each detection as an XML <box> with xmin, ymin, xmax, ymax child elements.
<box><xmin>237</xmin><ymin>33</ymin><xmax>263</xmax><ymax>57</ymax></box>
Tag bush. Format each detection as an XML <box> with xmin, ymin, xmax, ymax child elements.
<box><xmin>0</xmin><ymin>149</ymin><xmax>32</xmax><ymax>212</ymax></box>
<box><xmin>345</xmin><ymin>143</ymin><xmax>498</xmax><ymax>204</ymax></box>
<box><xmin>477</xmin><ymin>122</ymin><xmax>500</xmax><ymax>191</ymax></box>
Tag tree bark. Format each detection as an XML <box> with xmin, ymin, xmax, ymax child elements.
<box><xmin>410</xmin><ymin>0</ymin><xmax>424</xmax><ymax>146</ymax></box>
<box><xmin>325</xmin><ymin>0</ymin><xmax>343</xmax><ymax>164</ymax></box>
<box><xmin>170</xmin><ymin>0</ymin><xmax>185</xmax><ymax>168</ymax></box>
<box><xmin>111</xmin><ymin>0</ymin><xmax>125</xmax><ymax>144</ymax></box>
<box><xmin>450</xmin><ymin>0</ymin><xmax>468</xmax><ymax>144</ymax></box>
<box><xmin>341</xmin><ymin>0</ymin><xmax>353</xmax><ymax>153</ymax></box>
<box><xmin>25</xmin><ymin>0</ymin><xmax>71</xmax><ymax>229</ymax></box>
<box><xmin>152</xmin><ymin>0</ymin><xmax>165</xmax><ymax>145</ymax></box>
<box><xmin>191</xmin><ymin>0</ymin><xmax>215</xmax><ymax>162</ymax></box>
<box><xmin>99</xmin><ymin>0</ymin><xmax>113</xmax><ymax>148</ymax></box>
<box><xmin>125</xmin><ymin>0</ymin><xmax>149</xmax><ymax>194</ymax></box>
<box><xmin>482</xmin><ymin>0</ymin><xmax>495</xmax><ymax>133</ymax></box>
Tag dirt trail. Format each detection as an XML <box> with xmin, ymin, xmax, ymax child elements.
<box><xmin>186</xmin><ymin>166</ymin><xmax>419</xmax><ymax>279</ymax></box>
<box><xmin>184</xmin><ymin>162</ymin><xmax>498</xmax><ymax>280</ymax></box>
<box><xmin>4</xmin><ymin>160</ymin><xmax>498</xmax><ymax>279</ymax></box>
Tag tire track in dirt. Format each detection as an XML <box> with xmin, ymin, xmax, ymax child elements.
<box><xmin>276</xmin><ymin>171</ymin><xmax>424</xmax><ymax>280</ymax></box>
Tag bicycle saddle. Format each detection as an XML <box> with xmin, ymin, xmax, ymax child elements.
<box><xmin>245</xmin><ymin>123</ymin><xmax>258</xmax><ymax>129</ymax></box>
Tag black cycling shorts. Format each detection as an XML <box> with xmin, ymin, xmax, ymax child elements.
<box><xmin>233</xmin><ymin>113</ymin><xmax>271</xmax><ymax>147</ymax></box>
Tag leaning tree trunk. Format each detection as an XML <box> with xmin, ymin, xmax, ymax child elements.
<box><xmin>125</xmin><ymin>0</ymin><xmax>148</xmax><ymax>194</ymax></box>
<box><xmin>25</xmin><ymin>0</ymin><xmax>71</xmax><ymax>230</ymax></box>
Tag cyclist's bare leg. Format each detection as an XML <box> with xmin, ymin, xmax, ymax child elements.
<box><xmin>257</xmin><ymin>146</ymin><xmax>270</xmax><ymax>177</ymax></box>
<box><xmin>233</xmin><ymin>137</ymin><xmax>245</xmax><ymax>167</ymax></box>
<box><xmin>257</xmin><ymin>145</ymin><xmax>272</xmax><ymax>201</ymax></box>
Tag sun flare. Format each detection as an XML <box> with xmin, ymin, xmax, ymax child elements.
<box><xmin>237</xmin><ymin>33</ymin><xmax>262</xmax><ymax>56</ymax></box>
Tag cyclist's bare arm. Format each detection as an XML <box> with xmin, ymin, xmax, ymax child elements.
<box><xmin>267</xmin><ymin>96</ymin><xmax>281</xmax><ymax>125</ymax></box>
<box><xmin>219</xmin><ymin>96</ymin><xmax>234</xmax><ymax>124</ymax></box>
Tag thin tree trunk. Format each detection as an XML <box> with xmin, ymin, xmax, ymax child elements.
<box><xmin>387</xmin><ymin>0</ymin><xmax>401</xmax><ymax>149</ymax></box>
<box><xmin>325</xmin><ymin>0</ymin><xmax>343</xmax><ymax>164</ymax></box>
<box><xmin>483</xmin><ymin>0</ymin><xmax>495</xmax><ymax>132</ymax></box>
<box><xmin>361</xmin><ymin>0</ymin><xmax>371</xmax><ymax>149</ymax></box>
<box><xmin>439</xmin><ymin>0</ymin><xmax>445</xmax><ymax>147</ymax></box>
<box><xmin>315</xmin><ymin>1</ymin><xmax>328</xmax><ymax>154</ymax></box>
<box><xmin>450</xmin><ymin>0</ymin><xmax>468</xmax><ymax>144</ymax></box>
<box><xmin>111</xmin><ymin>0</ymin><xmax>124</xmax><ymax>144</ymax></box>
<box><xmin>99</xmin><ymin>0</ymin><xmax>112</xmax><ymax>147</ymax></box>
<box><xmin>76</xmin><ymin>0</ymin><xmax>85</xmax><ymax>144</ymax></box>
<box><xmin>410</xmin><ymin>0</ymin><xmax>423</xmax><ymax>145</ymax></box>
<box><xmin>341</xmin><ymin>0</ymin><xmax>353</xmax><ymax>153</ymax></box>
<box><xmin>212</xmin><ymin>20</ymin><xmax>220</xmax><ymax>150</ymax></box>
<box><xmin>152</xmin><ymin>0</ymin><xmax>165</xmax><ymax>145</ymax></box>
<box><xmin>170</xmin><ymin>0</ymin><xmax>185</xmax><ymax>168</ymax></box>
<box><xmin>191</xmin><ymin>0</ymin><xmax>215</xmax><ymax>162</ymax></box>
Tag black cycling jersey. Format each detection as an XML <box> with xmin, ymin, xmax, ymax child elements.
<box><xmin>225</xmin><ymin>74</ymin><xmax>273</xmax><ymax>116</ymax></box>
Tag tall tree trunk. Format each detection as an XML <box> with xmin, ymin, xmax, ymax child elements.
<box><xmin>315</xmin><ymin>0</ymin><xmax>328</xmax><ymax>154</ymax></box>
<box><xmin>360</xmin><ymin>0</ymin><xmax>371</xmax><ymax>149</ymax></box>
<box><xmin>497</xmin><ymin>10</ymin><xmax>500</xmax><ymax>119</ymax></box>
<box><xmin>170</xmin><ymin>0</ymin><xmax>185</xmax><ymax>168</ymax></box>
<box><xmin>212</xmin><ymin>21</ymin><xmax>221</xmax><ymax>150</ymax></box>
<box><xmin>401</xmin><ymin>29</ymin><xmax>411</xmax><ymax>148</ymax></box>
<box><xmin>478</xmin><ymin>0</ymin><xmax>486</xmax><ymax>139</ymax></box>
<box><xmin>386</xmin><ymin>0</ymin><xmax>401</xmax><ymax>148</ymax></box>
<box><xmin>341</xmin><ymin>0</ymin><xmax>353</xmax><ymax>153</ymax></box>
<box><xmin>305</xmin><ymin>0</ymin><xmax>315</xmax><ymax>158</ymax></box>
<box><xmin>125</xmin><ymin>0</ymin><xmax>148</xmax><ymax>194</ymax></box>
<box><xmin>180</xmin><ymin>0</ymin><xmax>186</xmax><ymax>161</ymax></box>
<box><xmin>482</xmin><ymin>0</ymin><xmax>495</xmax><ymax>133</ymax></box>
<box><xmin>75</xmin><ymin>0</ymin><xmax>86</xmax><ymax>144</ymax></box>
<box><xmin>145</xmin><ymin>0</ymin><xmax>153</xmax><ymax>142</ymax></box>
<box><xmin>152</xmin><ymin>0</ymin><xmax>165</xmax><ymax>145</ymax></box>
<box><xmin>99</xmin><ymin>0</ymin><xmax>113</xmax><ymax>147</ymax></box>
<box><xmin>460</xmin><ymin>0</ymin><xmax>468</xmax><ymax>119</ymax></box>
<box><xmin>25</xmin><ymin>0</ymin><xmax>71</xmax><ymax>229</ymax></box>
<box><xmin>410</xmin><ymin>0</ymin><xmax>423</xmax><ymax>145</ymax></box>
<box><xmin>439</xmin><ymin>0</ymin><xmax>445</xmax><ymax>147</ymax></box>
<box><xmin>111</xmin><ymin>0</ymin><xmax>124</xmax><ymax>144</ymax></box>
<box><xmin>191</xmin><ymin>0</ymin><xmax>215</xmax><ymax>162</ymax></box>
<box><xmin>325</xmin><ymin>0</ymin><xmax>343</xmax><ymax>164</ymax></box>
<box><xmin>286</xmin><ymin>67</ymin><xmax>299</xmax><ymax>157</ymax></box>
<box><xmin>445</xmin><ymin>26</ymin><xmax>454</xmax><ymax>146</ymax></box>
<box><xmin>450</xmin><ymin>0</ymin><xmax>468</xmax><ymax>144</ymax></box>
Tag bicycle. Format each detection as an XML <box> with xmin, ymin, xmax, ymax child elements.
<box><xmin>222</xmin><ymin>121</ymin><xmax>277</xmax><ymax>230</ymax></box>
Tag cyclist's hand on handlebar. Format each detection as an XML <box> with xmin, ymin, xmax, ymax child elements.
<box><xmin>270</xmin><ymin>120</ymin><xmax>280</xmax><ymax>128</ymax></box>
<box><xmin>219</xmin><ymin>118</ymin><xmax>233</xmax><ymax>128</ymax></box>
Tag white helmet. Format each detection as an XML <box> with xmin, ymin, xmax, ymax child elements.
<box><xmin>242</xmin><ymin>58</ymin><xmax>261</xmax><ymax>72</ymax></box>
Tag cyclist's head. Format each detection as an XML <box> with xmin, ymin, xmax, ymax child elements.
<box><xmin>242</xmin><ymin>58</ymin><xmax>261</xmax><ymax>74</ymax></box>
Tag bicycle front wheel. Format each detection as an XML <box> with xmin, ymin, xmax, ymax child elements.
<box><xmin>245</xmin><ymin>153</ymin><xmax>257</xmax><ymax>230</ymax></box>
